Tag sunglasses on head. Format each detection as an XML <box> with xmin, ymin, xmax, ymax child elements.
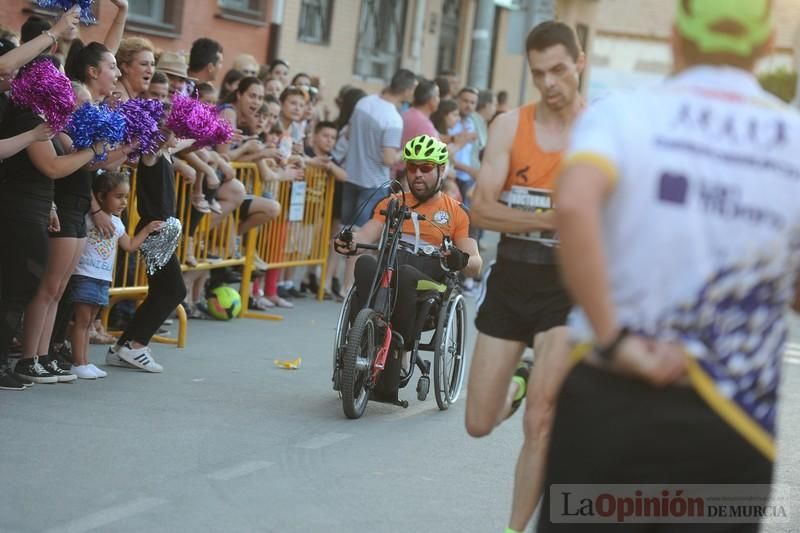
<box><xmin>406</xmin><ymin>162</ymin><xmax>436</xmax><ymax>174</ymax></box>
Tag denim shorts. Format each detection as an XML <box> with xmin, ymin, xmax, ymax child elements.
<box><xmin>68</xmin><ymin>275</ymin><xmax>110</xmax><ymax>307</ymax></box>
<box><xmin>341</xmin><ymin>182</ymin><xmax>389</xmax><ymax>227</ymax></box>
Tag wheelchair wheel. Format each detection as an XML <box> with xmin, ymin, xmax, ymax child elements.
<box><xmin>433</xmin><ymin>294</ymin><xmax>467</xmax><ymax>410</ymax></box>
<box><xmin>332</xmin><ymin>287</ymin><xmax>356</xmax><ymax>392</ymax></box>
<box><xmin>341</xmin><ymin>308</ymin><xmax>379</xmax><ymax>419</ymax></box>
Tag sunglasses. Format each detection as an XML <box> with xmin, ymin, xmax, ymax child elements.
<box><xmin>406</xmin><ymin>162</ymin><xmax>436</xmax><ymax>174</ymax></box>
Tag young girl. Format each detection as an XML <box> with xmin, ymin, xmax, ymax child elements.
<box><xmin>107</xmin><ymin>127</ymin><xmax>187</xmax><ymax>372</ymax></box>
<box><xmin>68</xmin><ymin>172</ymin><xmax>161</xmax><ymax>378</ymax></box>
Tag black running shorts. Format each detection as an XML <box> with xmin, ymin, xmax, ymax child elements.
<box><xmin>475</xmin><ymin>259</ymin><xmax>572</xmax><ymax>346</ymax></box>
<box><xmin>537</xmin><ymin>363</ymin><xmax>773</xmax><ymax>532</ymax></box>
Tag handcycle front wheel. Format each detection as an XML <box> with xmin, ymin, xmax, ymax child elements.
<box><xmin>341</xmin><ymin>308</ymin><xmax>380</xmax><ymax>419</ymax></box>
<box><xmin>332</xmin><ymin>287</ymin><xmax>357</xmax><ymax>392</ymax></box>
<box><xmin>433</xmin><ymin>294</ymin><xmax>467</xmax><ymax>410</ymax></box>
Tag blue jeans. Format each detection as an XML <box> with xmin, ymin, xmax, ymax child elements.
<box><xmin>341</xmin><ymin>182</ymin><xmax>389</xmax><ymax>227</ymax></box>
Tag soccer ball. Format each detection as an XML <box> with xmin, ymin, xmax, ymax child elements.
<box><xmin>207</xmin><ymin>286</ymin><xmax>242</xmax><ymax>321</ymax></box>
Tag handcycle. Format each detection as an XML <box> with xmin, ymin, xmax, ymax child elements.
<box><xmin>331</xmin><ymin>196</ymin><xmax>468</xmax><ymax>419</ymax></box>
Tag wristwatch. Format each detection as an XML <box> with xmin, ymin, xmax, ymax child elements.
<box><xmin>594</xmin><ymin>327</ymin><xmax>630</xmax><ymax>363</ymax></box>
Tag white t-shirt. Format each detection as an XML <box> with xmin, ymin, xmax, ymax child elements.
<box><xmin>343</xmin><ymin>94</ymin><xmax>403</xmax><ymax>188</ymax></box>
<box><xmin>449</xmin><ymin>115</ymin><xmax>476</xmax><ymax>183</ymax></box>
<box><xmin>73</xmin><ymin>215</ymin><xmax>126</xmax><ymax>282</ymax></box>
<box><xmin>565</xmin><ymin>66</ymin><xmax>800</xmax><ymax>439</ymax></box>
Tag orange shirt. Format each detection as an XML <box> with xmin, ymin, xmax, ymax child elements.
<box><xmin>372</xmin><ymin>192</ymin><xmax>470</xmax><ymax>247</ymax></box>
<box><xmin>504</xmin><ymin>103</ymin><xmax>563</xmax><ymax>192</ymax></box>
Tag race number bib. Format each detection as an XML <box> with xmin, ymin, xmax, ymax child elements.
<box><xmin>502</xmin><ymin>186</ymin><xmax>558</xmax><ymax>246</ymax></box>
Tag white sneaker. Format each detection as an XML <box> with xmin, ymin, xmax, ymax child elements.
<box><xmin>71</xmin><ymin>365</ymin><xmax>98</xmax><ymax>379</ymax></box>
<box><xmin>87</xmin><ymin>364</ymin><xmax>107</xmax><ymax>378</ymax></box>
<box><xmin>117</xmin><ymin>343</ymin><xmax>163</xmax><ymax>373</ymax></box>
<box><xmin>105</xmin><ymin>346</ymin><xmax>137</xmax><ymax>369</ymax></box>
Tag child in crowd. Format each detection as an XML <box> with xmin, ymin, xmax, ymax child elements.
<box><xmin>107</xmin><ymin>126</ymin><xmax>187</xmax><ymax>372</ymax></box>
<box><xmin>68</xmin><ymin>172</ymin><xmax>162</xmax><ymax>378</ymax></box>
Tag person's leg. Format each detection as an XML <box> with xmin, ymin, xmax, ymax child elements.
<box><xmin>342</xmin><ymin>184</ymin><xmax>387</xmax><ymax>292</ymax></box>
<box><xmin>352</xmin><ymin>254</ymin><xmax>378</xmax><ymax>311</ymax></box>
<box><xmin>21</xmin><ymin>237</ymin><xmax>82</xmax><ymax>359</ymax></box>
<box><xmin>118</xmin><ymin>255</ymin><xmax>187</xmax><ymax>349</ymax></box>
<box><xmin>70</xmin><ymin>302</ymin><xmax>95</xmax><ymax>367</ymax></box>
<box><xmin>465</xmin><ymin>333</ymin><xmax>526</xmax><ymax>437</ymax></box>
<box><xmin>0</xmin><ymin>220</ymin><xmax>48</xmax><ymax>367</ymax></box>
<box><xmin>508</xmin><ymin>326</ymin><xmax>572</xmax><ymax>532</ymax></box>
<box><xmin>50</xmin><ymin>290</ymin><xmax>74</xmax><ymax>351</ymax></box>
<box><xmin>326</xmin><ymin>218</ymin><xmax>343</xmax><ymax>292</ymax></box>
<box><xmin>238</xmin><ymin>196</ymin><xmax>280</xmax><ymax>235</ymax></box>
<box><xmin>210</xmin><ymin>178</ymin><xmax>246</xmax><ymax>229</ymax></box>
<box><xmin>35</xmin><ymin>237</ymin><xmax>85</xmax><ymax>357</ymax></box>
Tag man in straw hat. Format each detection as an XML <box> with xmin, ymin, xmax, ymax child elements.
<box><xmin>156</xmin><ymin>50</ymin><xmax>197</xmax><ymax>98</ymax></box>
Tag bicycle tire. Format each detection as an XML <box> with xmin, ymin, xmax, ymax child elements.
<box><xmin>341</xmin><ymin>308</ymin><xmax>379</xmax><ymax>419</ymax></box>
<box><xmin>433</xmin><ymin>295</ymin><xmax>467</xmax><ymax>410</ymax></box>
<box><xmin>332</xmin><ymin>287</ymin><xmax>356</xmax><ymax>391</ymax></box>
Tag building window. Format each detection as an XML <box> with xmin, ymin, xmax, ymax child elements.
<box><xmin>129</xmin><ymin>0</ymin><xmax>164</xmax><ymax>24</ymax></box>
<box><xmin>127</xmin><ymin>0</ymin><xmax>181</xmax><ymax>33</ymax></box>
<box><xmin>218</xmin><ymin>0</ymin><xmax>265</xmax><ymax>15</ymax></box>
<box><xmin>298</xmin><ymin>0</ymin><xmax>333</xmax><ymax>45</ymax></box>
<box><xmin>353</xmin><ymin>0</ymin><xmax>408</xmax><ymax>81</ymax></box>
<box><xmin>436</xmin><ymin>0</ymin><xmax>460</xmax><ymax>75</ymax></box>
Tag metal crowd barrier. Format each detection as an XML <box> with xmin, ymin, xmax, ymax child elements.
<box><xmin>103</xmin><ymin>161</ymin><xmax>336</xmax><ymax>344</ymax></box>
<box><xmin>239</xmin><ymin>164</ymin><xmax>336</xmax><ymax>319</ymax></box>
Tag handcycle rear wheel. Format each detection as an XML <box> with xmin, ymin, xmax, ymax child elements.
<box><xmin>341</xmin><ymin>308</ymin><xmax>379</xmax><ymax>419</ymax></box>
<box><xmin>433</xmin><ymin>294</ymin><xmax>467</xmax><ymax>410</ymax></box>
<box><xmin>332</xmin><ymin>287</ymin><xmax>356</xmax><ymax>391</ymax></box>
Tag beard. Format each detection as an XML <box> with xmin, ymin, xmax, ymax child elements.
<box><xmin>408</xmin><ymin>176</ymin><xmax>438</xmax><ymax>204</ymax></box>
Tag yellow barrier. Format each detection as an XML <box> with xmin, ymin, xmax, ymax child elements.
<box><xmin>239</xmin><ymin>164</ymin><xmax>335</xmax><ymax>320</ymax></box>
<box><xmin>104</xmin><ymin>161</ymin><xmax>336</xmax><ymax>341</ymax></box>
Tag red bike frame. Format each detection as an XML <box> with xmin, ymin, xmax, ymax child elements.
<box><xmin>371</xmin><ymin>268</ymin><xmax>394</xmax><ymax>382</ymax></box>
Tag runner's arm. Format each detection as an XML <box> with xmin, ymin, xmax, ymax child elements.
<box><xmin>471</xmin><ymin>112</ymin><xmax>555</xmax><ymax>233</ymax></box>
<box><xmin>454</xmin><ymin>236</ymin><xmax>481</xmax><ymax>278</ymax></box>
<box><xmin>556</xmin><ymin>162</ymin><xmax>617</xmax><ymax>344</ymax></box>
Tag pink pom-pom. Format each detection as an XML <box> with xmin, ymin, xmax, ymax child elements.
<box><xmin>166</xmin><ymin>95</ymin><xmax>234</xmax><ymax>147</ymax></box>
<box><xmin>10</xmin><ymin>58</ymin><xmax>76</xmax><ymax>131</ymax></box>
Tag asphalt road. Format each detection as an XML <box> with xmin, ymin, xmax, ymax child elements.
<box><xmin>1</xmin><ymin>294</ymin><xmax>799</xmax><ymax>532</ymax></box>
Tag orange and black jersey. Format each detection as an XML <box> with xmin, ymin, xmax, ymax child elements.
<box><xmin>372</xmin><ymin>192</ymin><xmax>470</xmax><ymax>248</ymax></box>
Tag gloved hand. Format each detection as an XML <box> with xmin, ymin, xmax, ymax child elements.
<box><xmin>334</xmin><ymin>229</ymin><xmax>357</xmax><ymax>256</ymax></box>
<box><xmin>443</xmin><ymin>246</ymin><xmax>469</xmax><ymax>271</ymax></box>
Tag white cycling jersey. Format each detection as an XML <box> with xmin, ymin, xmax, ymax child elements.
<box><xmin>565</xmin><ymin>66</ymin><xmax>800</xmax><ymax>443</ymax></box>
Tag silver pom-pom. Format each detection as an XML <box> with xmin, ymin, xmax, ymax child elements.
<box><xmin>139</xmin><ymin>217</ymin><xmax>182</xmax><ymax>275</ymax></box>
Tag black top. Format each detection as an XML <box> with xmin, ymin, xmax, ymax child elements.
<box><xmin>54</xmin><ymin>166</ymin><xmax>93</xmax><ymax>214</ymax></box>
<box><xmin>0</xmin><ymin>92</ymin><xmax>9</xmax><ymax>127</ymax></box>
<box><xmin>0</xmin><ymin>103</ymin><xmax>62</xmax><ymax>224</ymax></box>
<box><xmin>136</xmin><ymin>153</ymin><xmax>175</xmax><ymax>227</ymax></box>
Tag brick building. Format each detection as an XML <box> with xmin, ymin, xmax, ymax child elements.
<box><xmin>0</xmin><ymin>0</ymin><xmax>598</xmax><ymax>108</ymax></box>
<box><xmin>0</xmin><ymin>0</ymin><xmax>274</xmax><ymax>76</ymax></box>
<box><xmin>589</xmin><ymin>0</ymin><xmax>800</xmax><ymax>97</ymax></box>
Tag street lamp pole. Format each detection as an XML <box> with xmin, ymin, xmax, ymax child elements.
<box><xmin>518</xmin><ymin>0</ymin><xmax>556</xmax><ymax>105</ymax></box>
<box><xmin>468</xmin><ymin>0</ymin><xmax>497</xmax><ymax>89</ymax></box>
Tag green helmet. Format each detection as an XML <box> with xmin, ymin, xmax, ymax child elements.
<box><xmin>403</xmin><ymin>134</ymin><xmax>448</xmax><ymax>165</ymax></box>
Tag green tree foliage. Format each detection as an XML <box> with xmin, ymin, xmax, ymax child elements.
<box><xmin>758</xmin><ymin>68</ymin><xmax>797</xmax><ymax>103</ymax></box>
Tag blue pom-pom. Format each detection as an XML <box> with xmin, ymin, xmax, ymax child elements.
<box><xmin>35</xmin><ymin>0</ymin><xmax>96</xmax><ymax>24</ymax></box>
<box><xmin>65</xmin><ymin>102</ymin><xmax>126</xmax><ymax>160</ymax></box>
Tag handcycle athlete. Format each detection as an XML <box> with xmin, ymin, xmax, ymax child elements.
<box><xmin>333</xmin><ymin>135</ymin><xmax>482</xmax><ymax>418</ymax></box>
